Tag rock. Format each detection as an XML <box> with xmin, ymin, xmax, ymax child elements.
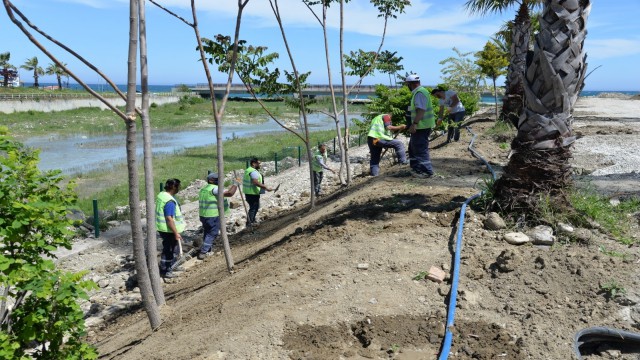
<box><xmin>228</xmin><ymin>200</ymin><xmax>241</xmax><ymax>209</ymax></box>
<box><xmin>529</xmin><ymin>225</ymin><xmax>555</xmax><ymax>245</ymax></box>
<box><xmin>557</xmin><ymin>222</ymin><xmax>574</xmax><ymax>234</ymax></box>
<box><xmin>426</xmin><ymin>266</ymin><xmax>446</xmax><ymax>283</ymax></box>
<box><xmin>503</xmin><ymin>232</ymin><xmax>529</xmax><ymax>245</ymax></box>
<box><xmin>357</xmin><ymin>263</ymin><xmax>369</xmax><ymax>270</ymax></box>
<box><xmin>574</xmin><ymin>228</ymin><xmax>592</xmax><ymax>243</ymax></box>
<box><xmin>97</xmin><ymin>278</ymin><xmax>111</xmax><ymax>288</ymax></box>
<box><xmin>484</xmin><ymin>212</ymin><xmax>506</xmax><ymax>230</ymax></box>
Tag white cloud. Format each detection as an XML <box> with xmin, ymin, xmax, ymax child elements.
<box><xmin>54</xmin><ymin>0</ymin><xmax>113</xmax><ymax>9</ymax></box>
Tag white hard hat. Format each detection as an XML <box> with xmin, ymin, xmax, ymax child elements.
<box><xmin>405</xmin><ymin>74</ymin><xmax>420</xmax><ymax>82</ymax></box>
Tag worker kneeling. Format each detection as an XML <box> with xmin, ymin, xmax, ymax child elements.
<box><xmin>367</xmin><ymin>113</ymin><xmax>408</xmax><ymax>176</ymax></box>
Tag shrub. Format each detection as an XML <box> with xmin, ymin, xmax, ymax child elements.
<box><xmin>0</xmin><ymin>127</ymin><xmax>97</xmax><ymax>359</ymax></box>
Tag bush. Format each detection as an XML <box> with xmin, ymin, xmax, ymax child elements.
<box><xmin>0</xmin><ymin>127</ymin><xmax>97</xmax><ymax>359</ymax></box>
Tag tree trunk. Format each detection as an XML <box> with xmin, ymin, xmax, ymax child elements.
<box><xmin>56</xmin><ymin>75</ymin><xmax>62</xmax><ymax>90</ymax></box>
<box><xmin>138</xmin><ymin>0</ymin><xmax>165</xmax><ymax>305</ymax></box>
<box><xmin>492</xmin><ymin>78</ymin><xmax>499</xmax><ymax>120</ymax></box>
<box><xmin>320</xmin><ymin>4</ymin><xmax>346</xmax><ymax>186</ymax></box>
<box><xmin>494</xmin><ymin>0</ymin><xmax>590</xmax><ymax>217</ymax></box>
<box><xmin>500</xmin><ymin>2</ymin><xmax>531</xmax><ymax>127</ymax></box>
<box><xmin>339</xmin><ymin>0</ymin><xmax>352</xmax><ymax>185</ymax></box>
<box><xmin>126</xmin><ymin>0</ymin><xmax>161</xmax><ymax>329</ymax></box>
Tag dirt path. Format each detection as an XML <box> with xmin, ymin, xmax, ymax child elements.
<box><xmin>73</xmin><ymin>99</ymin><xmax>640</xmax><ymax>359</ymax></box>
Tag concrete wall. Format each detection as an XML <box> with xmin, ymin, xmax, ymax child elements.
<box><xmin>0</xmin><ymin>95</ymin><xmax>181</xmax><ymax>114</ymax></box>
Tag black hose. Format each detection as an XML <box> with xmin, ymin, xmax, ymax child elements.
<box><xmin>574</xmin><ymin>327</ymin><xmax>640</xmax><ymax>359</ymax></box>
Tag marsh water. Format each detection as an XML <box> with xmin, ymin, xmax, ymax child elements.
<box><xmin>27</xmin><ymin>114</ymin><xmax>344</xmax><ymax>175</ymax></box>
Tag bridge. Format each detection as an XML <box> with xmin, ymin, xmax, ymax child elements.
<box><xmin>189</xmin><ymin>83</ymin><xmax>382</xmax><ymax>99</ymax></box>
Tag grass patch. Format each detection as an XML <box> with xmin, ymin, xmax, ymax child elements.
<box><xmin>73</xmin><ymin>129</ymin><xmax>340</xmax><ymax>214</ymax></box>
<box><xmin>570</xmin><ymin>189</ymin><xmax>640</xmax><ymax>245</ymax></box>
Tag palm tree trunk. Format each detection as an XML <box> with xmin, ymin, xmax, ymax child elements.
<box><xmin>494</xmin><ymin>0</ymin><xmax>590</xmax><ymax>215</ymax></box>
<box><xmin>501</xmin><ymin>2</ymin><xmax>531</xmax><ymax>127</ymax></box>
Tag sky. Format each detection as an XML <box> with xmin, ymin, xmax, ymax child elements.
<box><xmin>2</xmin><ymin>0</ymin><xmax>639</xmax><ymax>91</ymax></box>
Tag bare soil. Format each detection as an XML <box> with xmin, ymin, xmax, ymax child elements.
<box><xmin>87</xmin><ymin>102</ymin><xmax>640</xmax><ymax>360</ymax></box>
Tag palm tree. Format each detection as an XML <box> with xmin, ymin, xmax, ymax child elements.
<box><xmin>0</xmin><ymin>52</ymin><xmax>17</xmax><ymax>88</ymax></box>
<box><xmin>493</xmin><ymin>0</ymin><xmax>590</xmax><ymax>219</ymax></box>
<box><xmin>45</xmin><ymin>62</ymin><xmax>67</xmax><ymax>90</ymax></box>
<box><xmin>465</xmin><ymin>0</ymin><xmax>544</xmax><ymax>128</ymax></box>
<box><xmin>20</xmin><ymin>56</ymin><xmax>44</xmax><ymax>88</ymax></box>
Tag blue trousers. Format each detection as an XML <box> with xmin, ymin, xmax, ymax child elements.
<box><xmin>367</xmin><ymin>137</ymin><xmax>407</xmax><ymax>176</ymax></box>
<box><xmin>408</xmin><ymin>128</ymin><xmax>434</xmax><ymax>175</ymax></box>
<box><xmin>199</xmin><ymin>216</ymin><xmax>220</xmax><ymax>254</ymax></box>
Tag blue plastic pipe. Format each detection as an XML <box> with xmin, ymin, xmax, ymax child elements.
<box><xmin>438</xmin><ymin>126</ymin><xmax>496</xmax><ymax>360</ymax></box>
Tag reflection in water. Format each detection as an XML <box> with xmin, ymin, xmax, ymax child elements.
<box><xmin>27</xmin><ymin>113</ymin><xmax>355</xmax><ymax>175</ymax></box>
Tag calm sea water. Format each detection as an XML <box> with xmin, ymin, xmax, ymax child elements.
<box><xmin>480</xmin><ymin>90</ymin><xmax>639</xmax><ymax>104</ymax></box>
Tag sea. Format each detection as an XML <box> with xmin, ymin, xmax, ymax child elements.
<box><xmin>25</xmin><ymin>83</ymin><xmax>639</xmax><ymax>101</ymax></box>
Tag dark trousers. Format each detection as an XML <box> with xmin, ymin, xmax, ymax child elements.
<box><xmin>199</xmin><ymin>216</ymin><xmax>220</xmax><ymax>254</ymax></box>
<box><xmin>159</xmin><ymin>231</ymin><xmax>178</xmax><ymax>273</ymax></box>
<box><xmin>447</xmin><ymin>111</ymin><xmax>465</xmax><ymax>141</ymax></box>
<box><xmin>408</xmin><ymin>128</ymin><xmax>434</xmax><ymax>175</ymax></box>
<box><xmin>245</xmin><ymin>194</ymin><xmax>260</xmax><ymax>224</ymax></box>
<box><xmin>313</xmin><ymin>171</ymin><xmax>324</xmax><ymax>195</ymax></box>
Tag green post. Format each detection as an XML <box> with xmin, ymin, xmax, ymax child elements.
<box><xmin>159</xmin><ymin>182</ymin><xmax>163</xmax><ymax>192</ymax></box>
<box><xmin>275</xmin><ymin>153</ymin><xmax>278</xmax><ymax>174</ymax></box>
<box><xmin>246</xmin><ymin>160</ymin><xmax>249</xmax><ymax>169</ymax></box>
<box><xmin>358</xmin><ymin>133</ymin><xmax>361</xmax><ymax>146</ymax></box>
<box><xmin>92</xmin><ymin>199</ymin><xmax>100</xmax><ymax>238</ymax></box>
<box><xmin>298</xmin><ymin>146</ymin><xmax>301</xmax><ymax>166</ymax></box>
<box><xmin>333</xmin><ymin>138</ymin><xmax>336</xmax><ymax>154</ymax></box>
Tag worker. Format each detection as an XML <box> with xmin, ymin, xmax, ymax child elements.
<box><xmin>198</xmin><ymin>172</ymin><xmax>237</xmax><ymax>260</ymax></box>
<box><xmin>405</xmin><ymin>73</ymin><xmax>436</xmax><ymax>178</ymax></box>
<box><xmin>312</xmin><ymin>144</ymin><xmax>335</xmax><ymax>196</ymax></box>
<box><xmin>367</xmin><ymin>113</ymin><xmax>407</xmax><ymax>176</ymax></box>
<box><xmin>243</xmin><ymin>158</ymin><xmax>273</xmax><ymax>226</ymax></box>
<box><xmin>156</xmin><ymin>178</ymin><xmax>185</xmax><ymax>279</ymax></box>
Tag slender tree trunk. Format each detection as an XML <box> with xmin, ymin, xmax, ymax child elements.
<box><xmin>492</xmin><ymin>78</ymin><xmax>498</xmax><ymax>120</ymax></box>
<box><xmin>138</xmin><ymin>0</ymin><xmax>164</xmax><ymax>305</ymax></box>
<box><xmin>56</xmin><ymin>74</ymin><xmax>62</xmax><ymax>90</ymax></box>
<box><xmin>494</xmin><ymin>0</ymin><xmax>590</xmax><ymax>216</ymax></box>
<box><xmin>339</xmin><ymin>0</ymin><xmax>352</xmax><ymax>184</ymax></box>
<box><xmin>320</xmin><ymin>4</ymin><xmax>346</xmax><ymax>186</ymax></box>
<box><xmin>126</xmin><ymin>0</ymin><xmax>161</xmax><ymax>328</ymax></box>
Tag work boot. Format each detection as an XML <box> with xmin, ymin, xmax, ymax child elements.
<box><xmin>197</xmin><ymin>253</ymin><xmax>206</xmax><ymax>260</ymax></box>
<box><xmin>162</xmin><ymin>271</ymin><xmax>177</xmax><ymax>279</ymax></box>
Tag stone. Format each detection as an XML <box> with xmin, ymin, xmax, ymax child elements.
<box><xmin>529</xmin><ymin>225</ymin><xmax>555</xmax><ymax>245</ymax></box>
<box><xmin>484</xmin><ymin>212</ymin><xmax>506</xmax><ymax>230</ymax></box>
<box><xmin>503</xmin><ymin>232</ymin><xmax>530</xmax><ymax>245</ymax></box>
<box><xmin>357</xmin><ymin>263</ymin><xmax>369</xmax><ymax>270</ymax></box>
<box><xmin>426</xmin><ymin>266</ymin><xmax>446</xmax><ymax>283</ymax></box>
<box><xmin>574</xmin><ymin>228</ymin><xmax>592</xmax><ymax>243</ymax></box>
<box><xmin>557</xmin><ymin>222</ymin><xmax>574</xmax><ymax>234</ymax></box>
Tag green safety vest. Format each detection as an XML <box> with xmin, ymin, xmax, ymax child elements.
<box><xmin>410</xmin><ymin>86</ymin><xmax>436</xmax><ymax>130</ymax></box>
<box><xmin>155</xmin><ymin>191</ymin><xmax>185</xmax><ymax>233</ymax></box>
<box><xmin>199</xmin><ymin>184</ymin><xmax>230</xmax><ymax>217</ymax></box>
<box><xmin>367</xmin><ymin>114</ymin><xmax>393</xmax><ymax>140</ymax></box>
<box><xmin>243</xmin><ymin>167</ymin><xmax>262</xmax><ymax>195</ymax></box>
<box><xmin>312</xmin><ymin>150</ymin><xmax>327</xmax><ymax>172</ymax></box>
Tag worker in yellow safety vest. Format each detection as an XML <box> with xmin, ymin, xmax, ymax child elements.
<box><xmin>367</xmin><ymin>114</ymin><xmax>407</xmax><ymax>176</ymax></box>
<box><xmin>156</xmin><ymin>178</ymin><xmax>185</xmax><ymax>279</ymax></box>
<box><xmin>243</xmin><ymin>158</ymin><xmax>273</xmax><ymax>226</ymax></box>
<box><xmin>197</xmin><ymin>172</ymin><xmax>237</xmax><ymax>260</ymax></box>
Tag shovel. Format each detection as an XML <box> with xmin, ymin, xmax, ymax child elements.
<box><xmin>273</xmin><ymin>183</ymin><xmax>281</xmax><ymax>193</ymax></box>
<box><xmin>170</xmin><ymin>246</ymin><xmax>197</xmax><ymax>271</ymax></box>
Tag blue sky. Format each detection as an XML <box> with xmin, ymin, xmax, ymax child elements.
<box><xmin>3</xmin><ymin>0</ymin><xmax>639</xmax><ymax>91</ymax></box>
